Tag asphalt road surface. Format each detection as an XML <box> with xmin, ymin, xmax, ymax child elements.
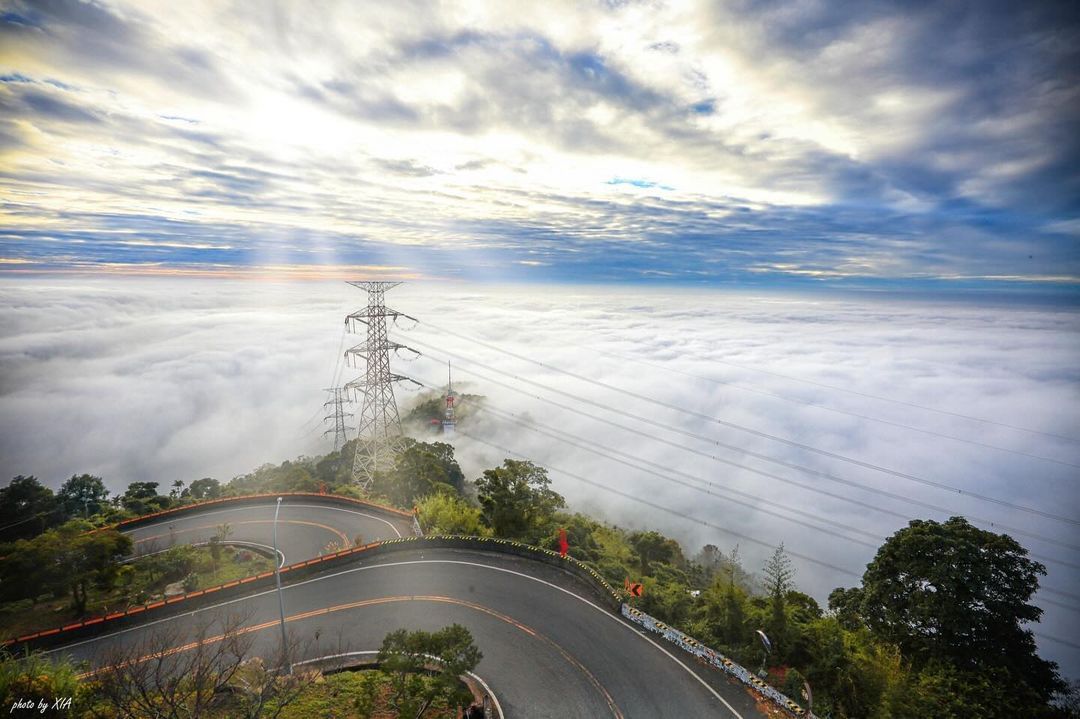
<box><xmin>54</xmin><ymin>500</ymin><xmax>767</xmax><ymax>718</ymax></box>
<box><xmin>123</xmin><ymin>498</ymin><xmax>412</xmax><ymax>563</ymax></box>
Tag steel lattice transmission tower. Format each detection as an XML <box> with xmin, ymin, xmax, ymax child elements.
<box><xmin>343</xmin><ymin>281</ymin><xmax>420</xmax><ymax>489</ymax></box>
<box><xmin>322</xmin><ymin>387</ymin><xmax>354</xmax><ymax>452</ymax></box>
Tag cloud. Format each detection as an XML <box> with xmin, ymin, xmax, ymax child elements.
<box><xmin>0</xmin><ymin>1</ymin><xmax>1075</xmax><ymax>287</ymax></box>
<box><xmin>0</xmin><ymin>278</ymin><xmax>1077</xmax><ymax>672</ymax></box>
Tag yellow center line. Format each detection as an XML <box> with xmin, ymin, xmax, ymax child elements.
<box><xmin>81</xmin><ymin>594</ymin><xmax>623</xmax><ymax>718</ymax></box>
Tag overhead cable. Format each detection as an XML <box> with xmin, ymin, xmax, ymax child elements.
<box><xmin>402</xmin><ymin>335</ymin><xmax>1079</xmax><ymax>529</ymax></box>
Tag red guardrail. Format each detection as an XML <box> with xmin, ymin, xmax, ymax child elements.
<box><xmin>3</xmin><ymin>536</ymin><xmax>387</xmax><ymax>646</ymax></box>
<box><xmin>3</xmin><ymin>493</ymin><xmax>419</xmax><ymax>647</ymax></box>
<box><xmin>3</xmin><ymin>534</ymin><xmax>622</xmax><ymax>648</ymax></box>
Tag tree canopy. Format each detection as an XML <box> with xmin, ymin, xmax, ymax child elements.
<box><xmin>0</xmin><ymin>475</ymin><xmax>59</xmax><ymax>540</ymax></box>
<box><xmin>475</xmin><ymin>459</ymin><xmax>565</xmax><ymax>540</ymax></box>
<box><xmin>56</xmin><ymin>474</ymin><xmax>108</xmax><ymax>517</ymax></box>
<box><xmin>376</xmin><ymin>439</ymin><xmax>466</xmax><ymax>506</ymax></box>
<box><xmin>188</xmin><ymin>477</ymin><xmax>222</xmax><ymax>500</ymax></box>
<box><xmin>378</xmin><ymin>624</ymin><xmax>482</xmax><ymax>719</ymax></box>
<box><xmin>840</xmin><ymin>516</ymin><xmax>1063</xmax><ymax>709</ymax></box>
<box><xmin>0</xmin><ymin>520</ymin><xmax>131</xmax><ymax>614</ymax></box>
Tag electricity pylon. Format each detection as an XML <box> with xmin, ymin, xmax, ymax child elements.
<box><xmin>322</xmin><ymin>387</ymin><xmax>353</xmax><ymax>452</ymax></box>
<box><xmin>343</xmin><ymin>281</ymin><xmax>420</xmax><ymax>490</ymax></box>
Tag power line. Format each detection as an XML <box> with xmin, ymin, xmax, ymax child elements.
<box><xmin>589</xmin><ymin>345</ymin><xmax>1079</xmax><ymax>466</ymax></box>
<box><xmin>456</xmin><ymin>428</ymin><xmax>864</xmax><ymax>579</ymax></box>
<box><xmin>409</xmin><ymin>344</ymin><xmax>1080</xmax><ymax>559</ymax></box>
<box><xmin>406</xmin><ymin>347</ymin><xmax>1080</xmax><ymax>568</ymax></box>
<box><xmin>297</xmin><ymin>324</ymin><xmax>349</xmax><ymax>436</ymax></box>
<box><xmin>414</xmin><ymin>322</ymin><xmax>1080</xmax><ymax>480</ymax></box>
<box><xmin>465</xmin><ymin>385</ymin><xmax>1079</xmax><ymax>575</ymax></box>
<box><xmin>594</xmin><ymin>343</ymin><xmax>1080</xmax><ymax>446</ymax></box>
<box><xmin>475</xmin><ymin>401</ymin><xmax>1080</xmax><ymax>606</ymax></box>
<box><xmin>476</xmin><ymin>403</ymin><xmax>882</xmax><ymax>548</ymax></box>
<box><xmin>408</xmin><ymin>350</ymin><xmax>1080</xmax><ymax>574</ymax></box>
<box><xmin>402</xmin><ymin>335</ymin><xmax>1080</xmax><ymax>529</ymax></box>
<box><xmin>453</xmin><ymin>430</ymin><xmax>1080</xmax><ymax>620</ymax></box>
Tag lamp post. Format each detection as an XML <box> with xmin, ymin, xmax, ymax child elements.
<box><xmin>273</xmin><ymin>497</ymin><xmax>291</xmax><ymax>675</ymax></box>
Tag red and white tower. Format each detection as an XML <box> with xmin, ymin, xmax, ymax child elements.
<box><xmin>442</xmin><ymin>361</ymin><xmax>456</xmax><ymax>436</ymax></box>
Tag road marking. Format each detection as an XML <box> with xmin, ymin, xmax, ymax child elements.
<box><xmin>122</xmin><ymin>540</ymin><xmax>285</xmax><ymax>568</ymax></box>
<box><xmin>125</xmin><ymin>503</ymin><xmax>403</xmax><ymax>540</ymax></box>
<box><xmin>131</xmin><ymin>519</ymin><xmax>350</xmax><ymax>549</ymax></box>
<box><xmin>273</xmin><ymin>503</ymin><xmax>404</xmax><ymax>539</ymax></box>
<box><xmin>81</xmin><ymin>593</ymin><xmax>622</xmax><ymax>717</ymax></box>
<box><xmin>48</xmin><ymin>556</ymin><xmax>744</xmax><ymax>718</ymax></box>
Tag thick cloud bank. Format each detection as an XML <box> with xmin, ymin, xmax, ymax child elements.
<box><xmin>1</xmin><ymin>277</ymin><xmax>1077</xmax><ymax>673</ymax></box>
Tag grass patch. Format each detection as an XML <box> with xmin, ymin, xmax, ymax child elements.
<box><xmin>271</xmin><ymin>670</ymin><xmax>461</xmax><ymax>719</ymax></box>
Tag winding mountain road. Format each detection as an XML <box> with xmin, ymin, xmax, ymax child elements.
<box><xmin>46</xmin><ymin>497</ymin><xmax>767</xmax><ymax>718</ymax></box>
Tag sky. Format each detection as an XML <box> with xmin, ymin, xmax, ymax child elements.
<box><xmin>0</xmin><ymin>0</ymin><xmax>1078</xmax><ymax>289</ymax></box>
<box><xmin>0</xmin><ymin>278</ymin><xmax>1077</xmax><ymax>675</ymax></box>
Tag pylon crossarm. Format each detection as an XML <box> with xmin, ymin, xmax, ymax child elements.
<box><xmin>346</xmin><ymin>340</ymin><xmax>416</xmax><ymax>358</ymax></box>
<box><xmin>346</xmin><ymin>280</ymin><xmax>402</xmax><ymax>292</ymax></box>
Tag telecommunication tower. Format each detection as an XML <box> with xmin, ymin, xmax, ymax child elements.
<box><xmin>322</xmin><ymin>387</ymin><xmax>353</xmax><ymax>452</ymax></box>
<box><xmin>343</xmin><ymin>281</ymin><xmax>420</xmax><ymax>489</ymax></box>
<box><xmin>442</xmin><ymin>362</ymin><xmax>456</xmax><ymax>436</ymax></box>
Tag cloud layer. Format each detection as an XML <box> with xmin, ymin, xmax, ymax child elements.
<box><xmin>1</xmin><ymin>1</ymin><xmax>1078</xmax><ymax>287</ymax></box>
<box><xmin>1</xmin><ymin>277</ymin><xmax>1077</xmax><ymax>672</ymax></box>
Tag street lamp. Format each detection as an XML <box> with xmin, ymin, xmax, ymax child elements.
<box><xmin>273</xmin><ymin>497</ymin><xmax>291</xmax><ymax>675</ymax></box>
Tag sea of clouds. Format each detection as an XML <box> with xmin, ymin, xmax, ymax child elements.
<box><xmin>1</xmin><ymin>277</ymin><xmax>1077</xmax><ymax>674</ymax></box>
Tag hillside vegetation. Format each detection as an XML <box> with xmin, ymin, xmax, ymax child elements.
<box><xmin>1</xmin><ymin>434</ymin><xmax>1074</xmax><ymax>718</ymax></box>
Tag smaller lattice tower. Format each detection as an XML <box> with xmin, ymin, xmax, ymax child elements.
<box><xmin>442</xmin><ymin>362</ymin><xmax>456</xmax><ymax>436</ymax></box>
<box><xmin>344</xmin><ymin>281</ymin><xmax>420</xmax><ymax>489</ymax></box>
<box><xmin>322</xmin><ymin>387</ymin><xmax>353</xmax><ymax>452</ymax></box>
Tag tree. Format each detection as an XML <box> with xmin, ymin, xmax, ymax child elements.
<box><xmin>0</xmin><ymin>534</ymin><xmax>54</xmax><ymax>606</ymax></box>
<box><xmin>91</xmin><ymin>610</ymin><xmax>321</xmax><ymax>718</ymax></box>
<box><xmin>122</xmin><ymin>481</ymin><xmax>171</xmax><ymax>515</ymax></box>
<box><xmin>377</xmin><ymin>439</ymin><xmax>466</xmax><ymax>507</ymax></box>
<box><xmin>719</xmin><ymin>547</ymin><xmax>749</xmax><ymax>647</ymax></box>
<box><xmin>475</xmin><ymin>459</ymin><xmax>564</xmax><ymax>540</ymax></box>
<box><xmin>852</xmin><ymin>516</ymin><xmax>1063</xmax><ymax>706</ymax></box>
<box><xmin>0</xmin><ymin>475</ymin><xmax>59</xmax><ymax>539</ymax></box>
<box><xmin>377</xmin><ymin>624</ymin><xmax>482</xmax><ymax>719</ymax></box>
<box><xmin>416</xmin><ymin>492</ymin><xmax>488</xmax><ymax>536</ymax></box>
<box><xmin>762</xmin><ymin>543</ymin><xmax>795</xmax><ymax>657</ymax></box>
<box><xmin>0</xmin><ymin>520</ymin><xmax>132</xmax><ymax>613</ymax></box>
<box><xmin>49</xmin><ymin>521</ymin><xmax>133</xmax><ymax>614</ymax></box>
<box><xmin>827</xmin><ymin>586</ymin><xmax>864</xmax><ymax>631</ymax></box>
<box><xmin>189</xmin><ymin>477</ymin><xmax>222</xmax><ymax>500</ymax></box>
<box><xmin>57</xmin><ymin>474</ymin><xmax>108</xmax><ymax>517</ymax></box>
<box><xmin>170</xmin><ymin>479</ymin><xmax>187</xmax><ymax>500</ymax></box>
<box><xmin>628</xmin><ymin>530</ymin><xmax>681</xmax><ymax>574</ymax></box>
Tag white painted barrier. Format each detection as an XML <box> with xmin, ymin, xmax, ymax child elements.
<box><xmin>621</xmin><ymin>604</ymin><xmax>813</xmax><ymax>717</ymax></box>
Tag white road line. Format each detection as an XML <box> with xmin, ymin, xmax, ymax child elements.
<box><xmin>123</xmin><ymin>540</ymin><xmax>285</xmax><ymax>568</ymax></box>
<box><xmin>45</xmin><ymin>555</ymin><xmax>743</xmax><ymax>718</ymax></box>
<box><xmin>122</xmin><ymin>503</ymin><xmax>403</xmax><ymax>539</ymax></box>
